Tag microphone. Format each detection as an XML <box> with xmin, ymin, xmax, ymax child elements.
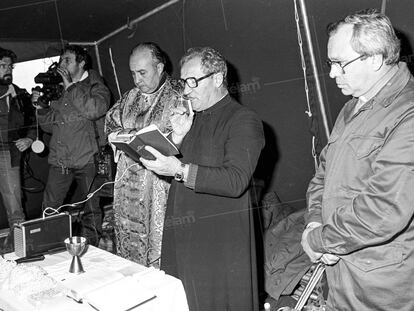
<box><xmin>31</xmin><ymin>101</ymin><xmax>45</xmax><ymax>154</ymax></box>
<box><xmin>31</xmin><ymin>139</ymin><xmax>45</xmax><ymax>153</ymax></box>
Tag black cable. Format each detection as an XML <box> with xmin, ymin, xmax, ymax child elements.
<box><xmin>21</xmin><ymin>151</ymin><xmax>45</xmax><ymax>193</ymax></box>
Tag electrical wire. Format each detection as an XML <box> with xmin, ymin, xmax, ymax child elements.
<box><xmin>42</xmin><ymin>162</ymin><xmax>142</xmax><ymax>218</ymax></box>
<box><xmin>21</xmin><ymin>152</ymin><xmax>46</xmax><ymax>193</ymax></box>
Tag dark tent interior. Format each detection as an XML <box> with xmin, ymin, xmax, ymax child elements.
<box><xmin>1</xmin><ymin>0</ymin><xmax>414</xmax><ymax>309</ymax></box>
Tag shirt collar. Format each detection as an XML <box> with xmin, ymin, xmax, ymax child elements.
<box><xmin>79</xmin><ymin>70</ymin><xmax>89</xmax><ymax>82</ymax></box>
<box><xmin>0</xmin><ymin>84</ymin><xmax>16</xmax><ymax>100</ymax></box>
<box><xmin>198</xmin><ymin>92</ymin><xmax>230</xmax><ymax>114</ymax></box>
<box><xmin>65</xmin><ymin>71</ymin><xmax>88</xmax><ymax>90</ymax></box>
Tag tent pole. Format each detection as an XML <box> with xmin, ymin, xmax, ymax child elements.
<box><xmin>69</xmin><ymin>0</ymin><xmax>181</xmax><ymax>82</ymax></box>
<box><xmin>68</xmin><ymin>42</ymin><xmax>96</xmax><ymax>46</ymax></box>
<box><xmin>381</xmin><ymin>0</ymin><xmax>387</xmax><ymax>14</ymax></box>
<box><xmin>95</xmin><ymin>45</ymin><xmax>103</xmax><ymax>76</ymax></box>
<box><xmin>298</xmin><ymin>0</ymin><xmax>330</xmax><ymax>140</ymax></box>
<box><xmin>97</xmin><ymin>0</ymin><xmax>180</xmax><ymax>45</ymax></box>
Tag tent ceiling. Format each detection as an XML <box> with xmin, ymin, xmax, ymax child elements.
<box><xmin>0</xmin><ymin>0</ymin><xmax>170</xmax><ymax>43</ymax></box>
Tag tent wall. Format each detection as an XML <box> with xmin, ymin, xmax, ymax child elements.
<box><xmin>99</xmin><ymin>0</ymin><xmax>315</xmax><ymax>209</ymax></box>
<box><xmin>2</xmin><ymin>0</ymin><xmax>414</xmax><ymax>228</ymax></box>
<box><xmin>0</xmin><ymin>41</ymin><xmax>63</xmax><ymax>63</ymax></box>
<box><xmin>98</xmin><ymin>0</ymin><xmax>382</xmax><ymax>209</ymax></box>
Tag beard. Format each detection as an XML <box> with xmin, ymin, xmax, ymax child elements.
<box><xmin>0</xmin><ymin>74</ymin><xmax>12</xmax><ymax>85</ymax></box>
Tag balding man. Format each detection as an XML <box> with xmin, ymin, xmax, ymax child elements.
<box><xmin>105</xmin><ymin>42</ymin><xmax>182</xmax><ymax>267</ymax></box>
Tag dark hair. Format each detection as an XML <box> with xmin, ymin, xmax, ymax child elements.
<box><xmin>131</xmin><ymin>42</ymin><xmax>167</xmax><ymax>66</ymax></box>
<box><xmin>327</xmin><ymin>8</ymin><xmax>400</xmax><ymax>65</ymax></box>
<box><xmin>0</xmin><ymin>47</ymin><xmax>17</xmax><ymax>64</ymax></box>
<box><xmin>62</xmin><ymin>45</ymin><xmax>92</xmax><ymax>70</ymax></box>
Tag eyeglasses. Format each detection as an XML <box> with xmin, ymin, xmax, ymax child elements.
<box><xmin>0</xmin><ymin>63</ymin><xmax>14</xmax><ymax>71</ymax></box>
<box><xmin>326</xmin><ymin>55</ymin><xmax>366</xmax><ymax>74</ymax></box>
<box><xmin>180</xmin><ymin>72</ymin><xmax>216</xmax><ymax>88</ymax></box>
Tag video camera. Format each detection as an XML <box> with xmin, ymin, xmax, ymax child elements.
<box><xmin>33</xmin><ymin>62</ymin><xmax>64</xmax><ymax>108</ymax></box>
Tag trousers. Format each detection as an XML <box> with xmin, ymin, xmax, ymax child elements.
<box><xmin>0</xmin><ymin>150</ymin><xmax>25</xmax><ymax>227</ymax></box>
<box><xmin>42</xmin><ymin>162</ymin><xmax>102</xmax><ymax>246</ymax></box>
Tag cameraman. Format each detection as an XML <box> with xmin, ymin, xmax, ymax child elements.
<box><xmin>32</xmin><ymin>45</ymin><xmax>110</xmax><ymax>246</ymax></box>
<box><xmin>0</xmin><ymin>47</ymin><xmax>35</xmax><ymax>250</ymax></box>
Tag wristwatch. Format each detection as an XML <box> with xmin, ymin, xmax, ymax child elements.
<box><xmin>174</xmin><ymin>163</ymin><xmax>186</xmax><ymax>182</ymax></box>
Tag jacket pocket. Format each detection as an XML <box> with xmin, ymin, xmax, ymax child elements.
<box><xmin>347</xmin><ymin>135</ymin><xmax>383</xmax><ymax>159</ymax></box>
<box><xmin>345</xmin><ymin>243</ymin><xmax>403</xmax><ymax>272</ymax></box>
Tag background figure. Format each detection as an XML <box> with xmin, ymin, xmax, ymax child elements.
<box><xmin>105</xmin><ymin>42</ymin><xmax>181</xmax><ymax>267</ymax></box>
<box><xmin>141</xmin><ymin>47</ymin><xmax>265</xmax><ymax>311</ymax></box>
<box><xmin>302</xmin><ymin>9</ymin><xmax>414</xmax><ymax>310</ymax></box>
<box><xmin>33</xmin><ymin>45</ymin><xmax>110</xmax><ymax>246</ymax></box>
<box><xmin>0</xmin><ymin>47</ymin><xmax>35</xmax><ymax>250</ymax></box>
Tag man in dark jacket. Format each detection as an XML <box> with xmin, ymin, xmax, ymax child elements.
<box><xmin>33</xmin><ymin>45</ymin><xmax>110</xmax><ymax>246</ymax></box>
<box><xmin>0</xmin><ymin>47</ymin><xmax>35</xmax><ymax>249</ymax></box>
<box><xmin>141</xmin><ymin>47</ymin><xmax>265</xmax><ymax>311</ymax></box>
<box><xmin>302</xmin><ymin>9</ymin><xmax>414</xmax><ymax>310</ymax></box>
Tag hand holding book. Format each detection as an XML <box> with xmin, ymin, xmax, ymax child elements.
<box><xmin>110</xmin><ymin>124</ymin><xmax>179</xmax><ymax>162</ymax></box>
<box><xmin>140</xmin><ymin>145</ymin><xmax>185</xmax><ymax>178</ymax></box>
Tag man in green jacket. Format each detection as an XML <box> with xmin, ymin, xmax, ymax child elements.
<box><xmin>302</xmin><ymin>9</ymin><xmax>414</xmax><ymax>310</ymax></box>
<box><xmin>33</xmin><ymin>45</ymin><xmax>110</xmax><ymax>246</ymax></box>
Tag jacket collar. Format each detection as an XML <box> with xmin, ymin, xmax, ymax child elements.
<box><xmin>343</xmin><ymin>62</ymin><xmax>411</xmax><ymax>122</ymax></box>
<box><xmin>363</xmin><ymin>62</ymin><xmax>411</xmax><ymax>109</ymax></box>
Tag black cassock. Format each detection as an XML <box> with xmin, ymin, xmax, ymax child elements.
<box><xmin>161</xmin><ymin>95</ymin><xmax>265</xmax><ymax>311</ymax></box>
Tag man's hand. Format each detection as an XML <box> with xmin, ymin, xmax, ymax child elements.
<box><xmin>170</xmin><ymin>101</ymin><xmax>194</xmax><ymax>144</ymax></box>
<box><xmin>301</xmin><ymin>225</ymin><xmax>323</xmax><ymax>263</ymax></box>
<box><xmin>57</xmin><ymin>67</ymin><xmax>73</xmax><ymax>89</ymax></box>
<box><xmin>302</xmin><ymin>222</ymin><xmax>341</xmax><ymax>265</ymax></box>
<box><xmin>31</xmin><ymin>89</ymin><xmax>43</xmax><ymax>109</ymax></box>
<box><xmin>321</xmin><ymin>253</ymin><xmax>340</xmax><ymax>266</ymax></box>
<box><xmin>140</xmin><ymin>146</ymin><xmax>182</xmax><ymax>176</ymax></box>
<box><xmin>15</xmin><ymin>138</ymin><xmax>33</xmax><ymax>152</ymax></box>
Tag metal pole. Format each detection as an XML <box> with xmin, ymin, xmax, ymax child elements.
<box><xmin>68</xmin><ymin>41</ymin><xmax>96</xmax><ymax>46</ymax></box>
<box><xmin>298</xmin><ymin>0</ymin><xmax>330</xmax><ymax>139</ymax></box>
<box><xmin>96</xmin><ymin>0</ymin><xmax>180</xmax><ymax>45</ymax></box>
<box><xmin>95</xmin><ymin>44</ymin><xmax>103</xmax><ymax>76</ymax></box>
<box><xmin>109</xmin><ymin>47</ymin><xmax>122</xmax><ymax>99</ymax></box>
<box><xmin>381</xmin><ymin>0</ymin><xmax>387</xmax><ymax>14</ymax></box>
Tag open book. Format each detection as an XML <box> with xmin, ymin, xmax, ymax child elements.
<box><xmin>63</xmin><ymin>270</ymin><xmax>156</xmax><ymax>311</ymax></box>
<box><xmin>84</xmin><ymin>276</ymin><xmax>156</xmax><ymax>311</ymax></box>
<box><xmin>111</xmin><ymin>124</ymin><xmax>179</xmax><ymax>162</ymax></box>
<box><xmin>62</xmin><ymin>269</ymin><xmax>124</xmax><ymax>301</ymax></box>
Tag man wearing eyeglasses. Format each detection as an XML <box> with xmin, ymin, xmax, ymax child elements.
<box><xmin>0</xmin><ymin>47</ymin><xmax>36</xmax><ymax>251</ymax></box>
<box><xmin>140</xmin><ymin>47</ymin><xmax>265</xmax><ymax>311</ymax></box>
<box><xmin>302</xmin><ymin>9</ymin><xmax>414</xmax><ymax>310</ymax></box>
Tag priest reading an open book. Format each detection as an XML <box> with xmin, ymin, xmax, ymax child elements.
<box><xmin>105</xmin><ymin>42</ymin><xmax>182</xmax><ymax>268</ymax></box>
<box><xmin>140</xmin><ymin>47</ymin><xmax>265</xmax><ymax>311</ymax></box>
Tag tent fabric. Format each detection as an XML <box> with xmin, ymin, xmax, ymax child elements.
<box><xmin>2</xmin><ymin>0</ymin><xmax>414</xmax><ymax>230</ymax></box>
<box><xmin>0</xmin><ymin>0</ymin><xmax>178</xmax><ymax>62</ymax></box>
<box><xmin>0</xmin><ymin>40</ymin><xmax>65</xmax><ymax>62</ymax></box>
<box><xmin>0</xmin><ymin>0</ymin><xmax>171</xmax><ymax>42</ymax></box>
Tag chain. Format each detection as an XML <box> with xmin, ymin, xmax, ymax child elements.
<box><xmin>293</xmin><ymin>0</ymin><xmax>318</xmax><ymax>170</ymax></box>
<box><xmin>293</xmin><ymin>0</ymin><xmax>312</xmax><ymax>118</ymax></box>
